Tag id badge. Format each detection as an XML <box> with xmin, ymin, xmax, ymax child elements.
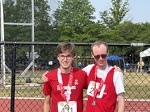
<box><xmin>58</xmin><ymin>101</ymin><xmax>77</xmax><ymax>112</ymax></box>
<box><xmin>87</xmin><ymin>81</ymin><xmax>106</xmax><ymax>98</ymax></box>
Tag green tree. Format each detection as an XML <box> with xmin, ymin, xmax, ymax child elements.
<box><xmin>137</xmin><ymin>22</ymin><xmax>150</xmax><ymax>43</ymax></box>
<box><xmin>114</xmin><ymin>21</ymin><xmax>150</xmax><ymax>43</ymax></box>
<box><xmin>4</xmin><ymin>0</ymin><xmax>52</xmax><ymax>42</ymax></box>
<box><xmin>53</xmin><ymin>0</ymin><xmax>96</xmax><ymax>42</ymax></box>
<box><xmin>100</xmin><ymin>0</ymin><xmax>129</xmax><ymax>29</ymax></box>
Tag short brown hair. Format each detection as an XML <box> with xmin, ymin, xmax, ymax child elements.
<box><xmin>56</xmin><ymin>42</ymin><xmax>76</xmax><ymax>56</ymax></box>
<box><xmin>91</xmin><ymin>40</ymin><xmax>109</xmax><ymax>53</ymax></box>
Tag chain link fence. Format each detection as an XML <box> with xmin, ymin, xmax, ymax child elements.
<box><xmin>0</xmin><ymin>42</ymin><xmax>150</xmax><ymax>112</ymax></box>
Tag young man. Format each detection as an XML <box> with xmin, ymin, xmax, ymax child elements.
<box><xmin>84</xmin><ymin>40</ymin><xmax>125</xmax><ymax>112</ymax></box>
<box><xmin>43</xmin><ymin>42</ymin><xmax>87</xmax><ymax>112</ymax></box>
<box><xmin>43</xmin><ymin>41</ymin><xmax>124</xmax><ymax>112</ymax></box>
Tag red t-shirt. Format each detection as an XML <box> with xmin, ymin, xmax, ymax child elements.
<box><xmin>43</xmin><ymin>68</ymin><xmax>87</xmax><ymax>112</ymax></box>
<box><xmin>85</xmin><ymin>64</ymin><xmax>117</xmax><ymax>112</ymax></box>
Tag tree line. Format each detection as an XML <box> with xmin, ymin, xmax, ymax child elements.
<box><xmin>2</xmin><ymin>0</ymin><xmax>150</xmax><ymax>64</ymax></box>
<box><xmin>2</xmin><ymin>0</ymin><xmax>150</xmax><ymax>43</ymax></box>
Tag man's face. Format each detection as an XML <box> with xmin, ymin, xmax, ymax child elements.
<box><xmin>92</xmin><ymin>44</ymin><xmax>108</xmax><ymax>69</ymax></box>
<box><xmin>57</xmin><ymin>50</ymin><xmax>74</xmax><ymax>69</ymax></box>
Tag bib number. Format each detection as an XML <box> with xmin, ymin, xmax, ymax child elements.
<box><xmin>58</xmin><ymin>101</ymin><xmax>77</xmax><ymax>112</ymax></box>
<box><xmin>87</xmin><ymin>81</ymin><xmax>106</xmax><ymax>98</ymax></box>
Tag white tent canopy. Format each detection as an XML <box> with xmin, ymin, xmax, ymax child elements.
<box><xmin>138</xmin><ymin>48</ymin><xmax>150</xmax><ymax>72</ymax></box>
<box><xmin>140</xmin><ymin>48</ymin><xmax>150</xmax><ymax>58</ymax></box>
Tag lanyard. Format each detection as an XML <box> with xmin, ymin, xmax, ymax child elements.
<box><xmin>93</xmin><ymin>66</ymin><xmax>104</xmax><ymax>100</ymax></box>
<box><xmin>57</xmin><ymin>68</ymin><xmax>73</xmax><ymax>102</ymax></box>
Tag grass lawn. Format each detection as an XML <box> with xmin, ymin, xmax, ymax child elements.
<box><xmin>0</xmin><ymin>71</ymin><xmax>150</xmax><ymax>100</ymax></box>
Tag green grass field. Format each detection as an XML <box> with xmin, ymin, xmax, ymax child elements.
<box><xmin>124</xmin><ymin>72</ymin><xmax>150</xmax><ymax>99</ymax></box>
<box><xmin>0</xmin><ymin>71</ymin><xmax>150</xmax><ymax>99</ymax></box>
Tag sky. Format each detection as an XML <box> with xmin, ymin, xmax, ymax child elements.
<box><xmin>90</xmin><ymin>0</ymin><xmax>150</xmax><ymax>23</ymax></box>
<box><xmin>49</xmin><ymin>0</ymin><xmax>150</xmax><ymax>23</ymax></box>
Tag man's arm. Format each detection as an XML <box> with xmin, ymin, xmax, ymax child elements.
<box><xmin>117</xmin><ymin>93</ymin><xmax>125</xmax><ymax>112</ymax></box>
<box><xmin>42</xmin><ymin>71</ymin><xmax>48</xmax><ymax>82</ymax></box>
<box><xmin>44</xmin><ymin>95</ymin><xmax>50</xmax><ymax>112</ymax></box>
<box><xmin>42</xmin><ymin>65</ymin><xmax>121</xmax><ymax>83</ymax></box>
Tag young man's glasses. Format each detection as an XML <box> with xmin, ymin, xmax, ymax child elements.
<box><xmin>93</xmin><ymin>54</ymin><xmax>107</xmax><ymax>60</ymax></box>
<box><xmin>58</xmin><ymin>55</ymin><xmax>73</xmax><ymax>60</ymax></box>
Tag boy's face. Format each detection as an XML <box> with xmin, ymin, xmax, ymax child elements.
<box><xmin>57</xmin><ymin>50</ymin><xmax>74</xmax><ymax>69</ymax></box>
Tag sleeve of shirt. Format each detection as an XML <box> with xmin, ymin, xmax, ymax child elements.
<box><xmin>83</xmin><ymin>72</ymin><xmax>88</xmax><ymax>89</ymax></box>
<box><xmin>43</xmin><ymin>81</ymin><xmax>51</xmax><ymax>95</ymax></box>
<box><xmin>114</xmin><ymin>71</ymin><xmax>125</xmax><ymax>95</ymax></box>
<box><xmin>82</xmin><ymin>64</ymin><xmax>94</xmax><ymax>76</ymax></box>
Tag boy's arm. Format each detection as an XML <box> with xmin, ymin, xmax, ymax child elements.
<box><xmin>44</xmin><ymin>95</ymin><xmax>50</xmax><ymax>112</ymax></box>
<box><xmin>117</xmin><ymin>93</ymin><xmax>125</xmax><ymax>112</ymax></box>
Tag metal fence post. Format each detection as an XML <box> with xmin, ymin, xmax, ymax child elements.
<box><xmin>10</xmin><ymin>45</ymin><xmax>16</xmax><ymax>112</ymax></box>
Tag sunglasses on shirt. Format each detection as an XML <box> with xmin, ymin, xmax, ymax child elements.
<box><xmin>93</xmin><ymin>54</ymin><xmax>107</xmax><ymax>59</ymax></box>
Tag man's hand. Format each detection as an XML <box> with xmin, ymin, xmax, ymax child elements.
<box><xmin>42</xmin><ymin>71</ymin><xmax>48</xmax><ymax>82</ymax></box>
<box><xmin>113</xmin><ymin>65</ymin><xmax>122</xmax><ymax>72</ymax></box>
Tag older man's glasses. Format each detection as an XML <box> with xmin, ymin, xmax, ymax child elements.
<box><xmin>58</xmin><ymin>55</ymin><xmax>72</xmax><ymax>60</ymax></box>
<box><xmin>94</xmin><ymin>54</ymin><xmax>107</xmax><ymax>60</ymax></box>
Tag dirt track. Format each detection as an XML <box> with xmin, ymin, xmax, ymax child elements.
<box><xmin>0</xmin><ymin>98</ymin><xmax>150</xmax><ymax>112</ymax></box>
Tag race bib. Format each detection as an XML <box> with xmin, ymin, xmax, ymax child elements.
<box><xmin>58</xmin><ymin>101</ymin><xmax>77</xmax><ymax>112</ymax></box>
<box><xmin>87</xmin><ymin>81</ymin><xmax>106</xmax><ymax>98</ymax></box>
